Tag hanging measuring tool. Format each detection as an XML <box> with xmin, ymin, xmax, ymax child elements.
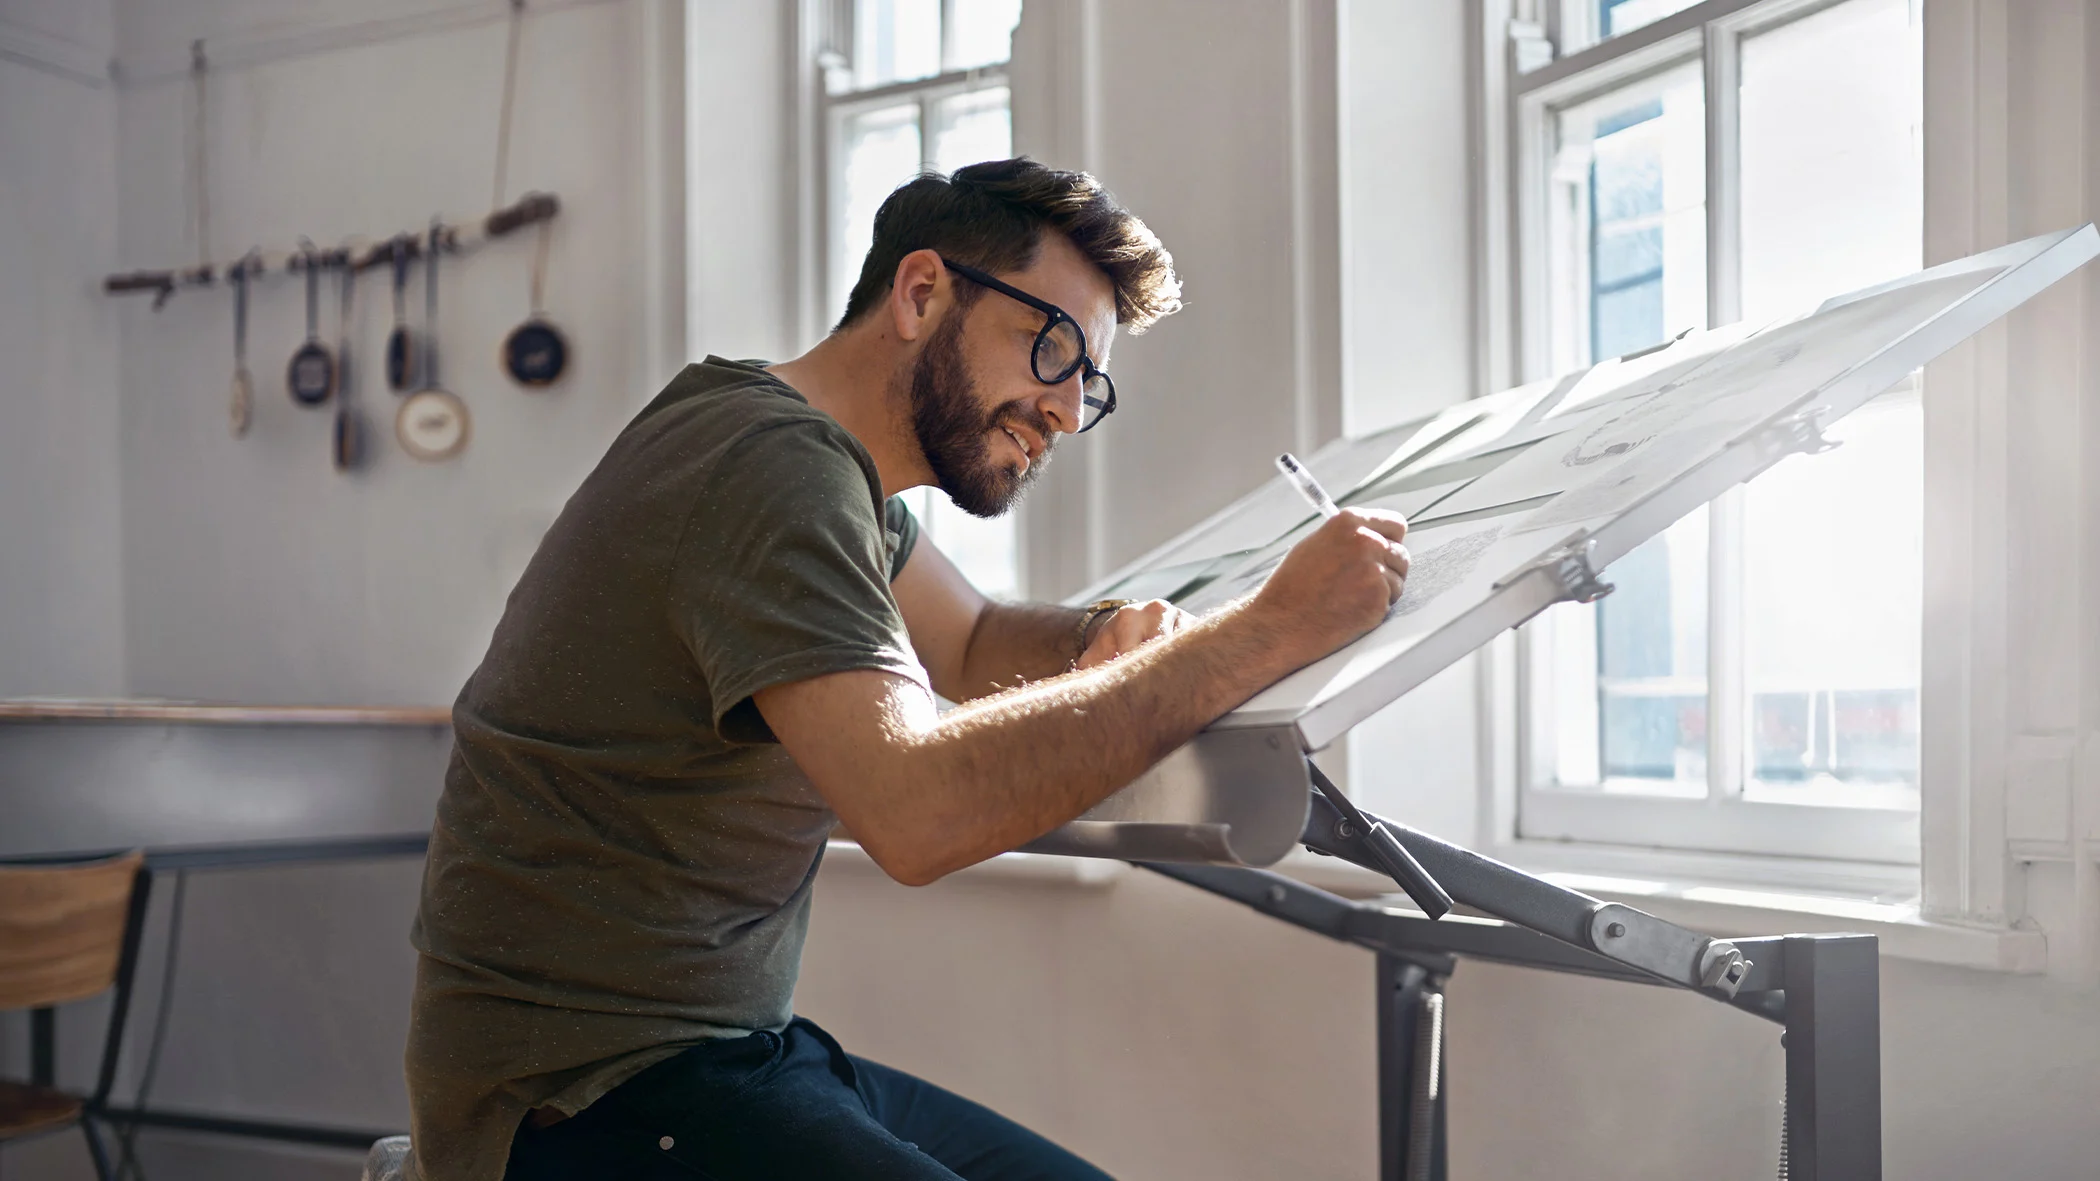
<box><xmin>396</xmin><ymin>218</ymin><xmax>470</xmax><ymax>462</ymax></box>
<box><xmin>384</xmin><ymin>234</ymin><xmax>420</xmax><ymax>391</ymax></box>
<box><xmin>502</xmin><ymin>216</ymin><xmax>569</xmax><ymax>388</ymax></box>
<box><xmin>287</xmin><ymin>240</ymin><xmax>337</xmax><ymax>407</ymax></box>
<box><xmin>227</xmin><ymin>249</ymin><xmax>257</xmax><ymax>439</ymax></box>
<box><xmin>333</xmin><ymin>247</ymin><xmax>365</xmax><ymax>470</ymax></box>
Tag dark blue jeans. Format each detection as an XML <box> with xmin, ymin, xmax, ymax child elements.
<box><xmin>504</xmin><ymin>1018</ymin><xmax>1115</xmax><ymax>1180</ymax></box>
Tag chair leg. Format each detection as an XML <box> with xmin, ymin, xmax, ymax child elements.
<box><xmin>81</xmin><ymin>1114</ymin><xmax>116</xmax><ymax>1181</ymax></box>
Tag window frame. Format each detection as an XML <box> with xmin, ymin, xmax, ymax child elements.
<box><xmin>1507</xmin><ymin>0</ymin><xmax>1925</xmax><ymax>866</ymax></box>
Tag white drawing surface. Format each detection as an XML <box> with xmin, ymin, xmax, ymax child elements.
<box><xmin>1425</xmin><ymin>267</ymin><xmax>2004</xmax><ymax>535</ymax></box>
<box><xmin>1049</xmin><ymin>226</ymin><xmax>2095</xmax><ymax>740</ymax></box>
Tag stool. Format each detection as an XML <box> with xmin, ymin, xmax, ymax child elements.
<box><xmin>363</xmin><ymin>1133</ymin><xmax>413</xmax><ymax>1180</ymax></box>
<box><xmin>0</xmin><ymin>851</ymin><xmax>150</xmax><ymax>1181</ymax></box>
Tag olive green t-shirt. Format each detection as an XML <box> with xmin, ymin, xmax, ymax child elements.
<box><xmin>404</xmin><ymin>357</ymin><xmax>927</xmax><ymax>1181</ymax></box>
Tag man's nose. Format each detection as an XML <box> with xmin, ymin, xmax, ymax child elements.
<box><xmin>1037</xmin><ymin>373</ymin><xmax>1084</xmax><ymax>435</ymax></box>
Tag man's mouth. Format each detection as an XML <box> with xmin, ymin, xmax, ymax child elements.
<box><xmin>999</xmin><ymin>424</ymin><xmax>1036</xmax><ymax>471</ymax></box>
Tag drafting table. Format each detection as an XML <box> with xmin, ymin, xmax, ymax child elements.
<box><xmin>1026</xmin><ymin>225</ymin><xmax>2100</xmax><ymax>1181</ymax></box>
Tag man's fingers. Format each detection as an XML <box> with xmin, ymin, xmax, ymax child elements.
<box><xmin>1381</xmin><ymin>567</ymin><xmax>1406</xmax><ymax>605</ymax></box>
<box><xmin>1343</xmin><ymin>509</ymin><xmax>1409</xmax><ymax>543</ymax></box>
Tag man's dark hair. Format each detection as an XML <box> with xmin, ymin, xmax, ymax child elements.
<box><xmin>835</xmin><ymin>157</ymin><xmax>1182</xmax><ymax>334</ymax></box>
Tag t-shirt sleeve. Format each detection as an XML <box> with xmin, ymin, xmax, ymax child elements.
<box><xmin>883</xmin><ymin>495</ymin><xmax>921</xmax><ymax>581</ymax></box>
<box><xmin>669</xmin><ymin>421</ymin><xmax>929</xmax><ymax>744</ymax></box>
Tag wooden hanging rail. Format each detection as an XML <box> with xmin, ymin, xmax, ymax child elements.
<box><xmin>102</xmin><ymin>191</ymin><xmax>560</xmax><ymax>305</ymax></box>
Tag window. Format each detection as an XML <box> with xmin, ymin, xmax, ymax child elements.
<box><xmin>1512</xmin><ymin>0</ymin><xmax>1923</xmax><ymax>862</ymax></box>
<box><xmin>823</xmin><ymin>0</ymin><xmax>1026</xmax><ymax>600</ymax></box>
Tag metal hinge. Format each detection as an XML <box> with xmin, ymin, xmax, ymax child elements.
<box><xmin>1496</xmin><ymin>536</ymin><xmax>1615</xmax><ymax>605</ymax></box>
<box><xmin>1750</xmin><ymin>408</ymin><xmax>1842</xmax><ymax>463</ymax></box>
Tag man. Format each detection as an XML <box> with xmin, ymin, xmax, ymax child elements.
<box><xmin>405</xmin><ymin>158</ymin><xmax>1410</xmax><ymax>1180</ymax></box>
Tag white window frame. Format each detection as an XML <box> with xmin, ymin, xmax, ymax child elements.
<box><xmin>1504</xmin><ymin>0</ymin><xmax>1923</xmax><ymax>868</ymax></box>
<box><xmin>811</xmin><ymin>2</ymin><xmax>1014</xmax><ymax>328</ymax></box>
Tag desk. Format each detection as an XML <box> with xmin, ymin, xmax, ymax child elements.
<box><xmin>1</xmin><ymin>701</ymin><xmax>449</xmax><ymax>1151</ymax></box>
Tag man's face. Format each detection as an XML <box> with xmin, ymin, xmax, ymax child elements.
<box><xmin>907</xmin><ymin>235</ymin><xmax>1117</xmax><ymax>519</ymax></box>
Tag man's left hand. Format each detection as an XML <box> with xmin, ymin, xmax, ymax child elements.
<box><xmin>1076</xmin><ymin>599</ymin><xmax>1194</xmax><ymax>671</ymax></box>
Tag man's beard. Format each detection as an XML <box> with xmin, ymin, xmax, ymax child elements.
<box><xmin>909</xmin><ymin>313</ymin><xmax>1054</xmax><ymax>519</ymax></box>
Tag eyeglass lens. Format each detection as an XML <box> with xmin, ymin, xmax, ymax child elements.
<box><xmin>1031</xmin><ymin>318</ymin><xmax>1113</xmax><ymax>431</ymax></box>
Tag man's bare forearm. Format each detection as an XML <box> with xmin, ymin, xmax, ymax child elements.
<box><xmin>887</xmin><ymin>598</ymin><xmax>1299</xmax><ymax>880</ymax></box>
<box><xmin>952</xmin><ymin>600</ymin><xmax>1087</xmax><ymax>698</ymax></box>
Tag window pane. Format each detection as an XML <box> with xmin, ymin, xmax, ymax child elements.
<box><xmin>929</xmin><ymin>87</ymin><xmax>1012</xmax><ymax>173</ymax></box>
<box><xmin>1547</xmin><ymin>65</ymin><xmax>1707</xmax><ymax>794</ymax></box>
<box><xmin>1742</xmin><ymin>401</ymin><xmax>1921</xmax><ymax>800</ymax></box>
<box><xmin>835</xmin><ymin>104</ymin><xmax>923</xmax><ymax>324</ymax></box>
<box><xmin>1548</xmin><ymin>64</ymin><xmax>1706</xmax><ymax>374</ymax></box>
<box><xmin>1560</xmin><ymin>0</ymin><xmax>1703</xmax><ymax>56</ymax></box>
<box><xmin>947</xmin><ymin>0</ymin><xmax>1022</xmax><ymax>72</ymax></box>
<box><xmin>1740</xmin><ymin>0</ymin><xmax>1922</xmax><ymax>322</ymax></box>
<box><xmin>1600</xmin><ymin>0</ymin><xmax>1701</xmax><ymax>38</ymax></box>
<box><xmin>1738</xmin><ymin>0</ymin><xmax>1923</xmax><ymax>804</ymax></box>
<box><xmin>855</xmin><ymin>0</ymin><xmax>941</xmax><ymax>88</ymax></box>
<box><xmin>1597</xmin><ymin>513</ymin><xmax>1709</xmax><ymax>784</ymax></box>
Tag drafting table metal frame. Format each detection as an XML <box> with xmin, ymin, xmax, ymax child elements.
<box><xmin>1148</xmin><ymin>793</ymin><xmax>1879</xmax><ymax>1181</ymax></box>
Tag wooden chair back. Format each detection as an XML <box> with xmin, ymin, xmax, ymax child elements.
<box><xmin>0</xmin><ymin>852</ymin><xmax>145</xmax><ymax>1011</ymax></box>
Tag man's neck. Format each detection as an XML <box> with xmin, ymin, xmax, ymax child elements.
<box><xmin>769</xmin><ymin>332</ymin><xmax>928</xmax><ymax>500</ymax></box>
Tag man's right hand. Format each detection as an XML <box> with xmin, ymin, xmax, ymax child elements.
<box><xmin>1245</xmin><ymin>509</ymin><xmax>1411</xmax><ymax>668</ymax></box>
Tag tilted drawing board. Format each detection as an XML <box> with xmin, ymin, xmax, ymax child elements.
<box><xmin>1020</xmin><ymin>224</ymin><xmax>2100</xmax><ymax>867</ymax></box>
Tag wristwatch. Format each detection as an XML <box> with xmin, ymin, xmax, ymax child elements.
<box><xmin>1074</xmin><ymin>598</ymin><xmax>1139</xmax><ymax>660</ymax></box>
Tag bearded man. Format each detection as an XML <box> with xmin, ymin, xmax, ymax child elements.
<box><xmin>404</xmin><ymin>158</ymin><xmax>1411</xmax><ymax>1181</ymax></box>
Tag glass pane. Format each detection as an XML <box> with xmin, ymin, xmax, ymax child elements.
<box><xmin>1740</xmin><ymin>0</ymin><xmax>1922</xmax><ymax>322</ymax></box>
<box><xmin>929</xmin><ymin>87</ymin><xmax>1012</xmax><ymax>173</ymax></box>
<box><xmin>1742</xmin><ymin>401</ymin><xmax>1921</xmax><ymax>802</ymax></box>
<box><xmin>1545</xmin><ymin>64</ymin><xmax>1706</xmax><ymax>794</ymax></box>
<box><xmin>1599</xmin><ymin>0</ymin><xmax>1701</xmax><ymax>38</ymax></box>
<box><xmin>834</xmin><ymin>104</ymin><xmax>923</xmax><ymax>324</ymax></box>
<box><xmin>1560</xmin><ymin>0</ymin><xmax>1704</xmax><ymax>56</ymax></box>
<box><xmin>1739</xmin><ymin>0</ymin><xmax>1923</xmax><ymax>804</ymax></box>
<box><xmin>855</xmin><ymin>0</ymin><xmax>941</xmax><ymax>88</ymax></box>
<box><xmin>947</xmin><ymin>0</ymin><xmax>1022</xmax><ymax>71</ymax></box>
<box><xmin>1548</xmin><ymin>63</ymin><xmax>1706</xmax><ymax>375</ymax></box>
<box><xmin>1596</xmin><ymin>512</ymin><xmax>1709</xmax><ymax>785</ymax></box>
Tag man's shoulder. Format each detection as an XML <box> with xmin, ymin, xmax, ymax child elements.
<box><xmin>639</xmin><ymin>357</ymin><xmax>830</xmax><ymax>433</ymax></box>
<box><xmin>624</xmin><ymin>357</ymin><xmax>870</xmax><ymax>471</ymax></box>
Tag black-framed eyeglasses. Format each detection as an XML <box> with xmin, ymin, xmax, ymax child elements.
<box><xmin>942</xmin><ymin>258</ymin><xmax>1117</xmax><ymax>434</ymax></box>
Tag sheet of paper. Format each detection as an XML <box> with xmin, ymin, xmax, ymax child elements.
<box><xmin>1071</xmin><ymin>416</ymin><xmax>1435</xmax><ymax>604</ymax></box>
<box><xmin>1229</xmin><ymin>516</ymin><xmax>1560</xmax><ymax>721</ymax></box>
<box><xmin>1174</xmin><ymin>476</ymin><xmax>1479</xmax><ymax>615</ymax></box>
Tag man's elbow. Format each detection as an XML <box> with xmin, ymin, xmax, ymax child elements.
<box><xmin>856</xmin><ymin>833</ymin><xmax>951</xmax><ymax>888</ymax></box>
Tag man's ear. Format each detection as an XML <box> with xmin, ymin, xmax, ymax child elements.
<box><xmin>889</xmin><ymin>248</ymin><xmax>947</xmax><ymax>343</ymax></box>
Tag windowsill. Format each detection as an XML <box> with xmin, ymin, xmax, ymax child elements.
<box><xmin>1272</xmin><ymin>844</ymin><xmax>2046</xmax><ymax>975</ymax></box>
<box><xmin>820</xmin><ymin>840</ymin><xmax>1128</xmax><ymax>888</ymax></box>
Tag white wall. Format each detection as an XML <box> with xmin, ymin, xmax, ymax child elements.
<box><xmin>110</xmin><ymin>0</ymin><xmax>667</xmax><ymax>706</ymax></box>
<box><xmin>0</xmin><ymin>0</ymin><xmax>127</xmax><ymax>698</ymax></box>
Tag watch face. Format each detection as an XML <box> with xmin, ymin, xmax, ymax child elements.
<box><xmin>396</xmin><ymin>389</ymin><xmax>470</xmax><ymax>462</ymax></box>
